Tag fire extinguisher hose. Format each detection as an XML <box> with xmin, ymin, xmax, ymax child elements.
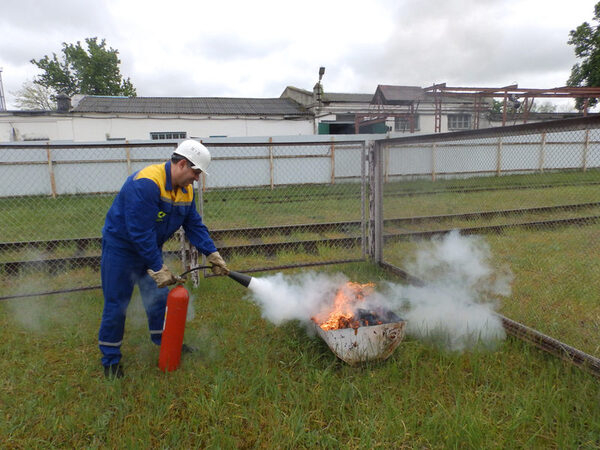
<box><xmin>178</xmin><ymin>266</ymin><xmax>252</xmax><ymax>288</ymax></box>
<box><xmin>178</xmin><ymin>265</ymin><xmax>212</xmax><ymax>278</ymax></box>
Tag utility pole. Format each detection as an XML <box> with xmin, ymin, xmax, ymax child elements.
<box><xmin>0</xmin><ymin>68</ymin><xmax>6</xmax><ymax>111</ymax></box>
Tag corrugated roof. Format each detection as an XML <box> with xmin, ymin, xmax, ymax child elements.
<box><xmin>374</xmin><ymin>85</ymin><xmax>425</xmax><ymax>103</ymax></box>
<box><xmin>322</xmin><ymin>92</ymin><xmax>373</xmax><ymax>103</ymax></box>
<box><xmin>73</xmin><ymin>96</ymin><xmax>309</xmax><ymax>116</ymax></box>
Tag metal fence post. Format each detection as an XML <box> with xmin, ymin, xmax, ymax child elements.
<box><xmin>368</xmin><ymin>140</ymin><xmax>383</xmax><ymax>263</ymax></box>
<box><xmin>431</xmin><ymin>143</ymin><xmax>437</xmax><ymax>181</ymax></box>
<box><xmin>330</xmin><ymin>137</ymin><xmax>335</xmax><ymax>184</ymax></box>
<box><xmin>539</xmin><ymin>132</ymin><xmax>546</xmax><ymax>173</ymax></box>
<box><xmin>46</xmin><ymin>143</ymin><xmax>57</xmax><ymax>198</ymax></box>
<box><xmin>194</xmin><ymin>180</ymin><xmax>204</xmax><ymax>287</ymax></box>
<box><xmin>496</xmin><ymin>136</ymin><xmax>503</xmax><ymax>176</ymax></box>
<box><xmin>269</xmin><ymin>137</ymin><xmax>274</xmax><ymax>189</ymax></box>
<box><xmin>360</xmin><ymin>141</ymin><xmax>367</xmax><ymax>258</ymax></box>
<box><xmin>583</xmin><ymin>129</ymin><xmax>590</xmax><ymax>172</ymax></box>
<box><xmin>125</xmin><ymin>141</ymin><xmax>132</xmax><ymax>175</ymax></box>
<box><xmin>179</xmin><ymin>181</ymin><xmax>203</xmax><ymax>288</ymax></box>
<box><xmin>384</xmin><ymin>144</ymin><xmax>389</xmax><ymax>184</ymax></box>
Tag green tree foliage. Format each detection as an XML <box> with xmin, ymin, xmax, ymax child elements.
<box><xmin>530</xmin><ymin>101</ymin><xmax>558</xmax><ymax>113</ymax></box>
<box><xmin>567</xmin><ymin>1</ymin><xmax>600</xmax><ymax>109</ymax></box>
<box><xmin>489</xmin><ymin>98</ymin><xmax>523</xmax><ymax>115</ymax></box>
<box><xmin>490</xmin><ymin>99</ymin><xmax>503</xmax><ymax>114</ymax></box>
<box><xmin>31</xmin><ymin>37</ymin><xmax>136</xmax><ymax>98</ymax></box>
<box><xmin>488</xmin><ymin>99</ymin><xmax>559</xmax><ymax>119</ymax></box>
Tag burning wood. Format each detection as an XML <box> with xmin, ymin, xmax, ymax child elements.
<box><xmin>313</xmin><ymin>282</ymin><xmax>398</xmax><ymax>330</ymax></box>
<box><xmin>312</xmin><ymin>281</ymin><xmax>406</xmax><ymax>365</ymax></box>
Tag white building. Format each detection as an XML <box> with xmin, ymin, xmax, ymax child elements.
<box><xmin>0</xmin><ymin>84</ymin><xmax>584</xmax><ymax>142</ymax></box>
<box><xmin>0</xmin><ymin>94</ymin><xmax>313</xmax><ymax>142</ymax></box>
<box><xmin>284</xmin><ymin>84</ymin><xmax>494</xmax><ymax>135</ymax></box>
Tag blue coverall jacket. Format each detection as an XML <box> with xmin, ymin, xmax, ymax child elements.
<box><xmin>98</xmin><ymin>161</ymin><xmax>217</xmax><ymax>366</ymax></box>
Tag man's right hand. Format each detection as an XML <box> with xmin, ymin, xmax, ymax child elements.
<box><xmin>207</xmin><ymin>251</ymin><xmax>229</xmax><ymax>276</ymax></box>
<box><xmin>147</xmin><ymin>264</ymin><xmax>178</xmax><ymax>288</ymax></box>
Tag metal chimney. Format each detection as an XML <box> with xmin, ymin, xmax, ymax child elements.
<box><xmin>56</xmin><ymin>92</ymin><xmax>71</xmax><ymax>112</ymax></box>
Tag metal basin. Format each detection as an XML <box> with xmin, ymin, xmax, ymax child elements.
<box><xmin>314</xmin><ymin>319</ymin><xmax>406</xmax><ymax>365</ymax></box>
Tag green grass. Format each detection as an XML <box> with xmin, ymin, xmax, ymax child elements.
<box><xmin>383</xmin><ymin>167</ymin><xmax>600</xmax><ymax>193</ymax></box>
<box><xmin>1</xmin><ymin>262</ymin><xmax>599</xmax><ymax>448</ymax></box>
<box><xmin>0</xmin><ymin>194</ymin><xmax>115</xmax><ymax>241</ymax></box>
<box><xmin>384</xmin><ymin>224</ymin><xmax>600</xmax><ymax>358</ymax></box>
<box><xmin>492</xmin><ymin>226</ymin><xmax>600</xmax><ymax>356</ymax></box>
<box><xmin>1</xmin><ymin>168</ymin><xmax>599</xmax><ymax>360</ymax></box>
<box><xmin>2</xmin><ymin>169</ymin><xmax>599</xmax><ymax>242</ymax></box>
<box><xmin>1</xmin><ymin>169</ymin><xmax>599</xmax><ymax>446</ymax></box>
<box><xmin>383</xmin><ymin>184</ymin><xmax>600</xmax><ymax>218</ymax></box>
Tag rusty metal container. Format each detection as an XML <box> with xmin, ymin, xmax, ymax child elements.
<box><xmin>314</xmin><ymin>319</ymin><xmax>406</xmax><ymax>365</ymax></box>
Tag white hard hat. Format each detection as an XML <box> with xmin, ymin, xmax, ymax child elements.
<box><xmin>173</xmin><ymin>139</ymin><xmax>211</xmax><ymax>174</ymax></box>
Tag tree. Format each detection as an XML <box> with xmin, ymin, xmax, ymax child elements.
<box><xmin>529</xmin><ymin>101</ymin><xmax>558</xmax><ymax>113</ymax></box>
<box><xmin>567</xmin><ymin>2</ymin><xmax>600</xmax><ymax>110</ymax></box>
<box><xmin>31</xmin><ymin>37</ymin><xmax>136</xmax><ymax>98</ymax></box>
<box><xmin>489</xmin><ymin>98</ymin><xmax>526</xmax><ymax>115</ymax></box>
<box><xmin>10</xmin><ymin>81</ymin><xmax>55</xmax><ymax>110</ymax></box>
<box><xmin>489</xmin><ymin>98</ymin><xmax>561</xmax><ymax>114</ymax></box>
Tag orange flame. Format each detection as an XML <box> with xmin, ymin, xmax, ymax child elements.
<box><xmin>313</xmin><ymin>282</ymin><xmax>375</xmax><ymax>330</ymax></box>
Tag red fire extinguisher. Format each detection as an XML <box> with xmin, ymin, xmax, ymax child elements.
<box><xmin>158</xmin><ymin>285</ymin><xmax>189</xmax><ymax>372</ymax></box>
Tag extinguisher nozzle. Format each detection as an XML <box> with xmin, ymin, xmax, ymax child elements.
<box><xmin>228</xmin><ymin>270</ymin><xmax>253</xmax><ymax>288</ymax></box>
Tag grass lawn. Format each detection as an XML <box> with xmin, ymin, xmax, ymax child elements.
<box><xmin>2</xmin><ymin>169</ymin><xmax>599</xmax><ymax>446</ymax></box>
<box><xmin>384</xmin><ymin>224</ymin><xmax>600</xmax><ymax>359</ymax></box>
<box><xmin>1</xmin><ymin>262</ymin><xmax>599</xmax><ymax>448</ymax></box>
<box><xmin>2</xmin><ymin>169</ymin><xmax>599</xmax><ymax>242</ymax></box>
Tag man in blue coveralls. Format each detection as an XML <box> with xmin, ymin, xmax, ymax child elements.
<box><xmin>98</xmin><ymin>139</ymin><xmax>229</xmax><ymax>378</ymax></box>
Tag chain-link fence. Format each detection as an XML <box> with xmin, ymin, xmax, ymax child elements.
<box><xmin>0</xmin><ymin>138</ymin><xmax>367</xmax><ymax>299</ymax></box>
<box><xmin>371</xmin><ymin>116</ymin><xmax>600</xmax><ymax>362</ymax></box>
<box><xmin>3</xmin><ymin>118</ymin><xmax>599</xmax><ymax>369</ymax></box>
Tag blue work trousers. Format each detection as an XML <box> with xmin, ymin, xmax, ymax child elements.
<box><xmin>98</xmin><ymin>242</ymin><xmax>168</xmax><ymax>366</ymax></box>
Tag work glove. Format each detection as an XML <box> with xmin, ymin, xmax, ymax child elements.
<box><xmin>147</xmin><ymin>264</ymin><xmax>178</xmax><ymax>288</ymax></box>
<box><xmin>207</xmin><ymin>251</ymin><xmax>229</xmax><ymax>276</ymax></box>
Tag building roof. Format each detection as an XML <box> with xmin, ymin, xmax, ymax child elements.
<box><xmin>72</xmin><ymin>96</ymin><xmax>309</xmax><ymax>116</ymax></box>
<box><xmin>322</xmin><ymin>92</ymin><xmax>373</xmax><ymax>103</ymax></box>
<box><xmin>373</xmin><ymin>85</ymin><xmax>425</xmax><ymax>104</ymax></box>
<box><xmin>280</xmin><ymin>86</ymin><xmax>373</xmax><ymax>107</ymax></box>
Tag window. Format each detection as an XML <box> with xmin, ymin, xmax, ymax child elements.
<box><xmin>23</xmin><ymin>136</ymin><xmax>50</xmax><ymax>141</ymax></box>
<box><xmin>448</xmin><ymin>114</ymin><xmax>471</xmax><ymax>130</ymax></box>
<box><xmin>150</xmin><ymin>131</ymin><xmax>187</xmax><ymax>140</ymax></box>
<box><xmin>394</xmin><ymin>115</ymin><xmax>419</xmax><ymax>132</ymax></box>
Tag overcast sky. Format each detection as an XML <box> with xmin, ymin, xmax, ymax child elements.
<box><xmin>1</xmin><ymin>0</ymin><xmax>598</xmax><ymax>110</ymax></box>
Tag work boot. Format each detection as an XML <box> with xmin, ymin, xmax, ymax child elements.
<box><xmin>181</xmin><ymin>344</ymin><xmax>196</xmax><ymax>354</ymax></box>
<box><xmin>104</xmin><ymin>363</ymin><xmax>124</xmax><ymax>379</ymax></box>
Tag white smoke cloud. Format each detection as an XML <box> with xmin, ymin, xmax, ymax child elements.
<box><xmin>245</xmin><ymin>271</ymin><xmax>348</xmax><ymax>327</ymax></box>
<box><xmin>244</xmin><ymin>230</ymin><xmax>513</xmax><ymax>352</ymax></box>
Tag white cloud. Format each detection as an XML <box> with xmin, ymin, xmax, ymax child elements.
<box><xmin>1</xmin><ymin>0</ymin><xmax>598</xmax><ymax>108</ymax></box>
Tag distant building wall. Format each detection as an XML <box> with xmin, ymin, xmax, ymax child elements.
<box><xmin>0</xmin><ymin>115</ymin><xmax>74</xmax><ymax>141</ymax></box>
<box><xmin>0</xmin><ymin>113</ymin><xmax>314</xmax><ymax>142</ymax></box>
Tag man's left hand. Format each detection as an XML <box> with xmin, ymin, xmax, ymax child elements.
<box><xmin>147</xmin><ymin>264</ymin><xmax>178</xmax><ymax>288</ymax></box>
<box><xmin>207</xmin><ymin>251</ymin><xmax>229</xmax><ymax>276</ymax></box>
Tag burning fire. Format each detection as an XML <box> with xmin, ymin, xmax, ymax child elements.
<box><xmin>313</xmin><ymin>281</ymin><xmax>377</xmax><ymax>330</ymax></box>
